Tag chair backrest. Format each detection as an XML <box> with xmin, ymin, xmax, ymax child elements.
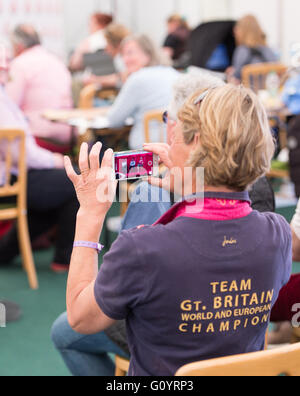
<box><xmin>79</xmin><ymin>85</ymin><xmax>119</xmax><ymax>109</ymax></box>
<box><xmin>144</xmin><ymin>110</ymin><xmax>165</xmax><ymax>144</ymax></box>
<box><xmin>115</xmin><ymin>355</ymin><xmax>130</xmax><ymax>376</ymax></box>
<box><xmin>97</xmin><ymin>88</ymin><xmax>119</xmax><ymax>101</ymax></box>
<box><xmin>0</xmin><ymin>129</ymin><xmax>26</xmax><ymax>208</ymax></box>
<box><xmin>242</xmin><ymin>62</ymin><xmax>288</xmax><ymax>93</ymax></box>
<box><xmin>175</xmin><ymin>343</ymin><xmax>300</xmax><ymax>376</ymax></box>
<box><xmin>79</xmin><ymin>84</ymin><xmax>97</xmax><ymax>109</ymax></box>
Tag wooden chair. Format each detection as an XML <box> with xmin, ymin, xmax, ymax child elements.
<box><xmin>242</xmin><ymin>62</ymin><xmax>288</xmax><ymax>94</ymax></box>
<box><xmin>79</xmin><ymin>84</ymin><xmax>118</xmax><ymax>109</ymax></box>
<box><xmin>0</xmin><ymin>129</ymin><xmax>38</xmax><ymax>290</ymax></box>
<box><xmin>175</xmin><ymin>343</ymin><xmax>300</xmax><ymax>376</ymax></box>
<box><xmin>144</xmin><ymin>110</ymin><xmax>165</xmax><ymax>144</ymax></box>
<box><xmin>78</xmin><ymin>84</ymin><xmax>128</xmax><ymax>149</ymax></box>
<box><xmin>292</xmin><ymin>328</ymin><xmax>300</xmax><ymax>344</ymax></box>
<box><xmin>78</xmin><ymin>84</ymin><xmax>96</xmax><ymax>109</ymax></box>
<box><xmin>115</xmin><ymin>355</ymin><xmax>130</xmax><ymax>376</ymax></box>
<box><xmin>267</xmin><ymin>168</ymin><xmax>290</xmax><ymax>179</ymax></box>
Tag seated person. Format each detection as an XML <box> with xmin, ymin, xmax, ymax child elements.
<box><xmin>83</xmin><ymin>23</ymin><xmax>131</xmax><ymax>89</ymax></box>
<box><xmin>269</xmin><ymin>274</ymin><xmax>300</xmax><ymax>344</ymax></box>
<box><xmin>6</xmin><ymin>25</ymin><xmax>73</xmax><ymax>148</ymax></box>
<box><xmin>51</xmin><ymin>73</ymin><xmax>276</xmax><ymax>376</ymax></box>
<box><xmin>107</xmin><ymin>34</ymin><xmax>179</xmax><ymax>150</ymax></box>
<box><xmin>0</xmin><ymin>85</ymin><xmax>79</xmax><ymax>273</ymax></box>
<box><xmin>163</xmin><ymin>15</ymin><xmax>191</xmax><ymax>62</ymax></box>
<box><xmin>268</xmin><ymin>200</ymin><xmax>300</xmax><ymax>343</ymax></box>
<box><xmin>227</xmin><ymin>15</ymin><xmax>278</xmax><ymax>84</ymax></box>
<box><xmin>61</xmin><ymin>84</ymin><xmax>291</xmax><ymax>376</ymax></box>
<box><xmin>69</xmin><ymin>13</ymin><xmax>113</xmax><ymax>72</ymax></box>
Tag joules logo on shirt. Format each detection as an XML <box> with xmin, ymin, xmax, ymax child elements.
<box><xmin>222</xmin><ymin>236</ymin><xmax>237</xmax><ymax>248</ymax></box>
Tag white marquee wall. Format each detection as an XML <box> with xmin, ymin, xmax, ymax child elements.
<box><xmin>1</xmin><ymin>0</ymin><xmax>300</xmax><ymax>64</ymax></box>
<box><xmin>0</xmin><ymin>0</ymin><xmax>65</xmax><ymax>57</ymax></box>
<box><xmin>63</xmin><ymin>0</ymin><xmax>232</xmax><ymax>57</ymax></box>
<box><xmin>62</xmin><ymin>0</ymin><xmax>291</xmax><ymax>61</ymax></box>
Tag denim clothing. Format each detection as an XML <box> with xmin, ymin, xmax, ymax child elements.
<box><xmin>121</xmin><ymin>182</ymin><xmax>172</xmax><ymax>230</ymax></box>
<box><xmin>51</xmin><ymin>313</ymin><xmax>129</xmax><ymax>377</ymax></box>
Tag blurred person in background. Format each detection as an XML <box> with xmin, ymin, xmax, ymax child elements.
<box><xmin>268</xmin><ymin>201</ymin><xmax>300</xmax><ymax>345</ymax></box>
<box><xmin>0</xmin><ymin>44</ymin><xmax>11</xmax><ymax>86</ymax></box>
<box><xmin>227</xmin><ymin>15</ymin><xmax>277</xmax><ymax>84</ymax></box>
<box><xmin>69</xmin><ymin>13</ymin><xmax>113</xmax><ymax>72</ymax></box>
<box><xmin>107</xmin><ymin>34</ymin><xmax>179</xmax><ymax>149</ymax></box>
<box><xmin>83</xmin><ymin>23</ymin><xmax>131</xmax><ymax>89</ymax></box>
<box><xmin>163</xmin><ymin>14</ymin><xmax>191</xmax><ymax>62</ymax></box>
<box><xmin>0</xmin><ymin>82</ymin><xmax>78</xmax><ymax>273</ymax></box>
<box><xmin>6</xmin><ymin>25</ymin><xmax>73</xmax><ymax>149</ymax></box>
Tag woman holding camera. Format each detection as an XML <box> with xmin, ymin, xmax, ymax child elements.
<box><xmin>63</xmin><ymin>84</ymin><xmax>292</xmax><ymax>376</ymax></box>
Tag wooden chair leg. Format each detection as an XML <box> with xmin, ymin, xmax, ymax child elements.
<box><xmin>291</xmin><ymin>328</ymin><xmax>300</xmax><ymax>344</ymax></box>
<box><xmin>115</xmin><ymin>367</ymin><xmax>126</xmax><ymax>377</ymax></box>
<box><xmin>17</xmin><ymin>213</ymin><xmax>38</xmax><ymax>290</ymax></box>
<box><xmin>115</xmin><ymin>356</ymin><xmax>130</xmax><ymax>376</ymax></box>
<box><xmin>265</xmin><ymin>329</ymin><xmax>269</xmax><ymax>350</ymax></box>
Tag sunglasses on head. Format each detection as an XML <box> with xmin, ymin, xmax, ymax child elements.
<box><xmin>162</xmin><ymin>88</ymin><xmax>217</xmax><ymax>124</ymax></box>
<box><xmin>162</xmin><ymin>111</ymin><xmax>169</xmax><ymax>124</ymax></box>
<box><xmin>193</xmin><ymin>89</ymin><xmax>212</xmax><ymax>106</ymax></box>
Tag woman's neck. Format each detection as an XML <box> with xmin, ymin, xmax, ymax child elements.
<box><xmin>183</xmin><ymin>175</ymin><xmax>240</xmax><ymax>196</ymax></box>
<box><xmin>204</xmin><ymin>185</ymin><xmax>239</xmax><ymax>193</ymax></box>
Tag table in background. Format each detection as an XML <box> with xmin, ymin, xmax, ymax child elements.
<box><xmin>43</xmin><ymin>107</ymin><xmax>132</xmax><ymax>154</ymax></box>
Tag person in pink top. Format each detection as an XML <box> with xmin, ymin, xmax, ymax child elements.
<box><xmin>0</xmin><ymin>83</ymin><xmax>79</xmax><ymax>273</ymax></box>
<box><xmin>6</xmin><ymin>25</ymin><xmax>73</xmax><ymax>146</ymax></box>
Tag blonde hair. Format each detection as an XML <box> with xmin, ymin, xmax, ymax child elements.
<box><xmin>104</xmin><ymin>23</ymin><xmax>130</xmax><ymax>49</ymax></box>
<box><xmin>235</xmin><ymin>15</ymin><xmax>267</xmax><ymax>48</ymax></box>
<box><xmin>178</xmin><ymin>85</ymin><xmax>275</xmax><ymax>191</ymax></box>
<box><xmin>121</xmin><ymin>34</ymin><xmax>171</xmax><ymax>67</ymax></box>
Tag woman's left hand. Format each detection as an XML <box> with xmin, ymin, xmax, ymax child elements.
<box><xmin>64</xmin><ymin>142</ymin><xmax>117</xmax><ymax>218</ymax></box>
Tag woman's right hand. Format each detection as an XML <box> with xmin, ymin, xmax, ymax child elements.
<box><xmin>64</xmin><ymin>142</ymin><xmax>117</xmax><ymax>218</ymax></box>
<box><xmin>143</xmin><ymin>142</ymin><xmax>181</xmax><ymax>195</ymax></box>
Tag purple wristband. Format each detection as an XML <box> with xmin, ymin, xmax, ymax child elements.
<box><xmin>73</xmin><ymin>241</ymin><xmax>104</xmax><ymax>254</ymax></box>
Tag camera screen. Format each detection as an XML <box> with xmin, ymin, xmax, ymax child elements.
<box><xmin>114</xmin><ymin>151</ymin><xmax>155</xmax><ymax>181</ymax></box>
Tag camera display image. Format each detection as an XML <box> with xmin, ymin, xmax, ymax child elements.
<box><xmin>114</xmin><ymin>151</ymin><xmax>156</xmax><ymax>181</ymax></box>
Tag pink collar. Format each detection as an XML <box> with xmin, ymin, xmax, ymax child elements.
<box><xmin>154</xmin><ymin>191</ymin><xmax>252</xmax><ymax>226</ymax></box>
<box><xmin>175</xmin><ymin>198</ymin><xmax>252</xmax><ymax>221</ymax></box>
